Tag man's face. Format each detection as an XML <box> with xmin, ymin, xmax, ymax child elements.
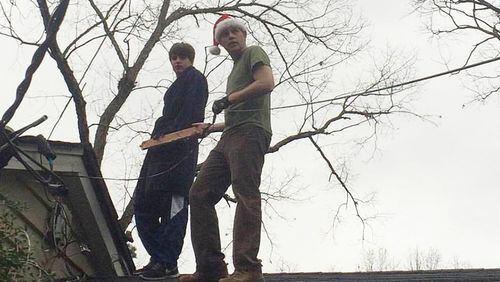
<box><xmin>219</xmin><ymin>27</ymin><xmax>247</xmax><ymax>56</ymax></box>
<box><xmin>170</xmin><ymin>54</ymin><xmax>192</xmax><ymax>76</ymax></box>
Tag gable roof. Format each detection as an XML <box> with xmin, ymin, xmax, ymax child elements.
<box><xmin>1</xmin><ymin>138</ymin><xmax>135</xmax><ymax>277</ymax></box>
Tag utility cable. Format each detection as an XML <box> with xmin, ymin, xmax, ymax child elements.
<box><xmin>47</xmin><ymin>56</ymin><xmax>500</xmax><ymax>182</ymax></box>
<box><xmin>2</xmin><ymin>124</ymin><xmax>88</xmax><ymax>277</ymax></box>
<box><xmin>0</xmin><ymin>116</ymin><xmax>48</xmax><ymax>153</ymax></box>
<box><xmin>228</xmin><ymin>56</ymin><xmax>500</xmax><ymax>112</ymax></box>
<box><xmin>1</xmin><ymin>130</ymin><xmax>51</xmax><ymax>185</ymax></box>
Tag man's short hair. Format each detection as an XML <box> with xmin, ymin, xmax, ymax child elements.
<box><xmin>169</xmin><ymin>42</ymin><xmax>195</xmax><ymax>63</ymax></box>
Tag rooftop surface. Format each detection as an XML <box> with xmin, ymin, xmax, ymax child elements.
<box><xmin>90</xmin><ymin>268</ymin><xmax>500</xmax><ymax>281</ymax></box>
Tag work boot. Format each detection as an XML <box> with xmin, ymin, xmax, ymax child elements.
<box><xmin>179</xmin><ymin>263</ymin><xmax>228</xmax><ymax>282</ymax></box>
<box><xmin>179</xmin><ymin>272</ymin><xmax>203</xmax><ymax>282</ymax></box>
<box><xmin>219</xmin><ymin>270</ymin><xmax>264</xmax><ymax>282</ymax></box>
<box><xmin>179</xmin><ymin>271</ymin><xmax>227</xmax><ymax>282</ymax></box>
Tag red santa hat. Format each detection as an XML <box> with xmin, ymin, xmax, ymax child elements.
<box><xmin>209</xmin><ymin>14</ymin><xmax>247</xmax><ymax>55</ymax></box>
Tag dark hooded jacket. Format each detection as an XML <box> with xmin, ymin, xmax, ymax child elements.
<box><xmin>135</xmin><ymin>66</ymin><xmax>208</xmax><ymax>206</ymax></box>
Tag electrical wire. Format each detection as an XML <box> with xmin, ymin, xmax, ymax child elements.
<box><xmin>1</xmin><ymin>132</ymin><xmax>52</xmax><ymax>185</ymax></box>
<box><xmin>63</xmin><ymin>55</ymin><xmax>500</xmax><ymax>182</ymax></box>
<box><xmin>227</xmin><ymin>56</ymin><xmax>500</xmax><ymax>113</ymax></box>
<box><xmin>4</xmin><ymin>56</ymin><xmax>499</xmax><ymax>183</ymax></box>
<box><xmin>0</xmin><ymin>131</ymin><xmax>86</xmax><ymax>278</ymax></box>
<box><xmin>10</xmin><ymin>140</ymin><xmax>65</xmax><ymax>185</ymax></box>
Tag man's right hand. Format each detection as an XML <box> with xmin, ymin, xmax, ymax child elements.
<box><xmin>212</xmin><ymin>96</ymin><xmax>231</xmax><ymax>114</ymax></box>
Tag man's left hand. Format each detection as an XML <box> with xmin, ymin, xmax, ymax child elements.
<box><xmin>192</xmin><ymin>123</ymin><xmax>212</xmax><ymax>138</ymax></box>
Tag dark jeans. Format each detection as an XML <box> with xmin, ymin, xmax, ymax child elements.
<box><xmin>190</xmin><ymin>124</ymin><xmax>271</xmax><ymax>274</ymax></box>
<box><xmin>134</xmin><ymin>142</ymin><xmax>196</xmax><ymax>269</ymax></box>
<box><xmin>135</xmin><ymin>192</ymin><xmax>188</xmax><ymax>269</ymax></box>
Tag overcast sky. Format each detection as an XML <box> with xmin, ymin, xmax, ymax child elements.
<box><xmin>1</xmin><ymin>0</ymin><xmax>499</xmax><ymax>274</ymax></box>
<box><xmin>261</xmin><ymin>0</ymin><xmax>500</xmax><ymax>272</ymax></box>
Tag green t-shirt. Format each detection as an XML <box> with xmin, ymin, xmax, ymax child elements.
<box><xmin>224</xmin><ymin>46</ymin><xmax>272</xmax><ymax>134</ymax></box>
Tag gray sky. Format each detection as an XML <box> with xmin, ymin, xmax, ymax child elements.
<box><xmin>1</xmin><ymin>0</ymin><xmax>499</xmax><ymax>273</ymax></box>
<box><xmin>261</xmin><ymin>0</ymin><xmax>500</xmax><ymax>271</ymax></box>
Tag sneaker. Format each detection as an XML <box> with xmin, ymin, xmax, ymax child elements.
<box><xmin>140</xmin><ymin>262</ymin><xmax>179</xmax><ymax>280</ymax></box>
<box><xmin>133</xmin><ymin>258</ymin><xmax>156</xmax><ymax>276</ymax></box>
<box><xmin>219</xmin><ymin>270</ymin><xmax>264</xmax><ymax>282</ymax></box>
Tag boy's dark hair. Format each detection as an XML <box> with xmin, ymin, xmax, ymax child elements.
<box><xmin>169</xmin><ymin>42</ymin><xmax>195</xmax><ymax>63</ymax></box>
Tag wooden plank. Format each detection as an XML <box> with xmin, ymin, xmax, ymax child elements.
<box><xmin>140</xmin><ymin>123</ymin><xmax>220</xmax><ymax>150</ymax></box>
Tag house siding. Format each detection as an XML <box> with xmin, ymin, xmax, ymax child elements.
<box><xmin>1</xmin><ymin>140</ymin><xmax>134</xmax><ymax>279</ymax></box>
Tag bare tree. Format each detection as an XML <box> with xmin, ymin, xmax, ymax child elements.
<box><xmin>362</xmin><ymin>248</ymin><xmax>398</xmax><ymax>272</ymax></box>
<box><xmin>0</xmin><ymin>0</ymin><xmax>418</xmax><ymax>235</ymax></box>
<box><xmin>423</xmin><ymin>247</ymin><xmax>441</xmax><ymax>270</ymax></box>
<box><xmin>412</xmin><ymin>0</ymin><xmax>500</xmax><ymax>102</ymax></box>
<box><xmin>450</xmin><ymin>256</ymin><xmax>472</xmax><ymax>269</ymax></box>
<box><xmin>361</xmin><ymin>247</ymin><xmax>473</xmax><ymax>272</ymax></box>
<box><xmin>407</xmin><ymin>247</ymin><xmax>441</xmax><ymax>271</ymax></box>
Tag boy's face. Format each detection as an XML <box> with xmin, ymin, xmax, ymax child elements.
<box><xmin>219</xmin><ymin>26</ymin><xmax>247</xmax><ymax>56</ymax></box>
<box><xmin>170</xmin><ymin>54</ymin><xmax>192</xmax><ymax>76</ymax></box>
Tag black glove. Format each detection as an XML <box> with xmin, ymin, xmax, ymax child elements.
<box><xmin>212</xmin><ymin>96</ymin><xmax>231</xmax><ymax>115</ymax></box>
<box><xmin>151</xmin><ymin>129</ymin><xmax>166</xmax><ymax>140</ymax></box>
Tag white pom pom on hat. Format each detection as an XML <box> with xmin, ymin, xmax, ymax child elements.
<box><xmin>209</xmin><ymin>14</ymin><xmax>247</xmax><ymax>55</ymax></box>
<box><xmin>208</xmin><ymin>45</ymin><xmax>221</xmax><ymax>56</ymax></box>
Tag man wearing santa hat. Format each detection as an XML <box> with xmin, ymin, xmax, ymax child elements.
<box><xmin>181</xmin><ymin>14</ymin><xmax>274</xmax><ymax>282</ymax></box>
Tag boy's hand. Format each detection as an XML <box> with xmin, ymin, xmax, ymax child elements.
<box><xmin>212</xmin><ymin>96</ymin><xmax>230</xmax><ymax>114</ymax></box>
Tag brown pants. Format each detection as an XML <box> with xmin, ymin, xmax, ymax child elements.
<box><xmin>190</xmin><ymin>124</ymin><xmax>271</xmax><ymax>275</ymax></box>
